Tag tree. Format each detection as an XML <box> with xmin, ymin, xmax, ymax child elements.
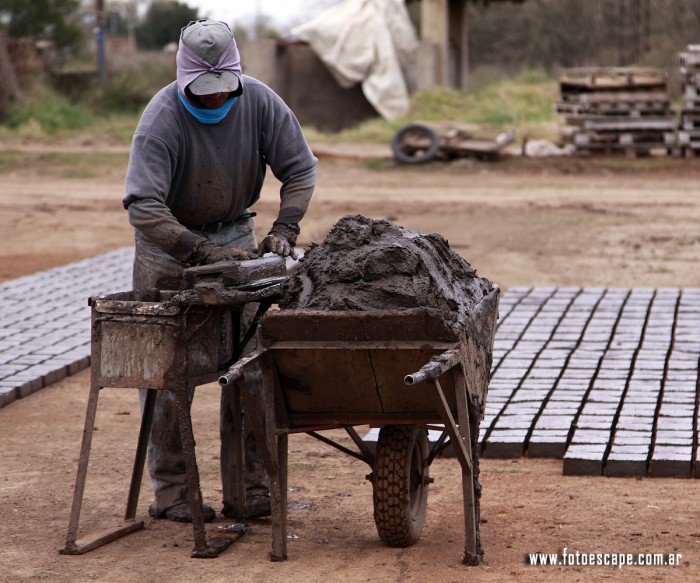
<box><xmin>0</xmin><ymin>0</ymin><xmax>84</xmax><ymax>50</ymax></box>
<box><xmin>134</xmin><ymin>1</ymin><xmax>200</xmax><ymax>50</ymax></box>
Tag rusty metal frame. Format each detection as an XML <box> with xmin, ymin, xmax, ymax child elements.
<box><xmin>61</xmin><ymin>296</ymin><xmax>244</xmax><ymax>559</ymax></box>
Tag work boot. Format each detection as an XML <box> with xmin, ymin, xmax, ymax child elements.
<box><xmin>244</xmin><ymin>494</ymin><xmax>271</xmax><ymax>519</ymax></box>
<box><xmin>150</xmin><ymin>502</ymin><xmax>216</xmax><ymax>523</ymax></box>
<box><xmin>221</xmin><ymin>494</ymin><xmax>271</xmax><ymax>520</ymax></box>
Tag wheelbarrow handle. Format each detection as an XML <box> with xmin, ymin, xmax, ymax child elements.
<box><xmin>404</xmin><ymin>348</ymin><xmax>461</xmax><ymax>385</ymax></box>
<box><xmin>219</xmin><ymin>349</ymin><xmax>266</xmax><ymax>386</ymax></box>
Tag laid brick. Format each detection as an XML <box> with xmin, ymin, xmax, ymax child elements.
<box><xmin>482</xmin><ymin>430</ymin><xmax>528</xmax><ymax>458</ymax></box>
<box><xmin>528</xmin><ymin>431</ymin><xmax>569</xmax><ymax>458</ymax></box>
<box><xmin>654</xmin><ymin>431</ymin><xmax>694</xmax><ymax>445</ymax></box>
<box><xmin>16</xmin><ymin>379</ymin><xmax>41</xmax><ymax>397</ymax></box>
<box><xmin>649</xmin><ymin>446</ymin><xmax>692</xmax><ymax>478</ymax></box>
<box><xmin>569</xmin><ymin>429</ymin><xmax>611</xmax><ymax>445</ymax></box>
<box><xmin>0</xmin><ymin>386</ymin><xmax>17</xmax><ymax>407</ymax></box>
<box><xmin>491</xmin><ymin>414</ymin><xmax>535</xmax><ymax>430</ymax></box>
<box><xmin>606</xmin><ymin>450</ymin><xmax>649</xmax><ymax>476</ymax></box>
<box><xmin>534</xmin><ymin>415</ymin><xmax>575</xmax><ymax>431</ymax></box>
<box><xmin>563</xmin><ymin>445</ymin><xmax>606</xmax><ymax>476</ymax></box>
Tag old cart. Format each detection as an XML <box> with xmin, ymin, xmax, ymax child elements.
<box><xmin>391</xmin><ymin>122</ymin><xmax>515</xmax><ymax>164</ymax></box>
<box><xmin>219</xmin><ymin>287</ymin><xmax>499</xmax><ymax>564</ymax></box>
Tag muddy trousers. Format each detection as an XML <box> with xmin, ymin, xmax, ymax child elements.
<box><xmin>133</xmin><ymin>218</ymin><xmax>269</xmax><ymax>515</ymax></box>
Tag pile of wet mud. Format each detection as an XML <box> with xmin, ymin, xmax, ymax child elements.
<box><xmin>279</xmin><ymin>215</ymin><xmax>495</xmax><ymax>334</ymax></box>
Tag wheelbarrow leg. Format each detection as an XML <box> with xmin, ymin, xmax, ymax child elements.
<box><xmin>221</xmin><ymin>381</ymin><xmax>246</xmax><ymax>519</ymax></box>
<box><xmin>453</xmin><ymin>370</ymin><xmax>480</xmax><ymax>565</ymax></box>
<box><xmin>271</xmin><ymin>432</ymin><xmax>288</xmax><ymax>562</ymax></box>
<box><xmin>235</xmin><ymin>358</ymin><xmax>288</xmax><ymax>561</ymax></box>
<box><xmin>254</xmin><ymin>357</ymin><xmax>287</xmax><ymax>560</ymax></box>
<box><xmin>432</xmin><ymin>374</ymin><xmax>480</xmax><ymax>565</ymax></box>
<box><xmin>260</xmin><ymin>360</ymin><xmax>288</xmax><ymax>561</ymax></box>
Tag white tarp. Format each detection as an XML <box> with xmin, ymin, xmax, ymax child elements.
<box><xmin>290</xmin><ymin>0</ymin><xmax>419</xmax><ymax>121</ymax></box>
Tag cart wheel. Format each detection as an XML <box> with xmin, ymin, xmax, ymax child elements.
<box><xmin>372</xmin><ymin>425</ymin><xmax>429</xmax><ymax>547</ymax></box>
<box><xmin>391</xmin><ymin>124</ymin><xmax>440</xmax><ymax>164</ymax></box>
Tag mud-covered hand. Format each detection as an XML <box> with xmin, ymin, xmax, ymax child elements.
<box><xmin>258</xmin><ymin>233</ymin><xmax>297</xmax><ymax>259</ymax></box>
<box><xmin>189</xmin><ymin>240</ymin><xmax>255</xmax><ymax>265</ymax></box>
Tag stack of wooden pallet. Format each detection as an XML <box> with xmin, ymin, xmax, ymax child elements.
<box><xmin>556</xmin><ymin>67</ymin><xmax>677</xmax><ymax>157</ymax></box>
<box><xmin>678</xmin><ymin>45</ymin><xmax>700</xmax><ymax>156</ymax></box>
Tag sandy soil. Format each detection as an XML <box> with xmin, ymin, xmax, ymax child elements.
<box><xmin>1</xmin><ymin>146</ymin><xmax>699</xmax><ymax>582</ymax></box>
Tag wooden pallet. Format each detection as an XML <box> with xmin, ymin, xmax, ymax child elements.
<box><xmin>573</xmin><ymin>130</ymin><xmax>676</xmax><ymax>146</ymax></box>
<box><xmin>556</xmin><ymin>106</ymin><xmax>674</xmax><ymax>123</ymax></box>
<box><xmin>580</xmin><ymin>116</ymin><xmax>677</xmax><ymax>132</ymax></box>
<box><xmin>559</xmin><ymin>67</ymin><xmax>667</xmax><ymax>92</ymax></box>
<box><xmin>575</xmin><ymin>144</ymin><xmax>675</xmax><ymax>158</ymax></box>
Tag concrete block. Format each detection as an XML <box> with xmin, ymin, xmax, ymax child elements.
<box><xmin>650</xmin><ymin>446</ymin><xmax>692</xmax><ymax>478</ymax></box>
<box><xmin>654</xmin><ymin>431</ymin><xmax>694</xmax><ymax>445</ymax></box>
<box><xmin>43</xmin><ymin>366</ymin><xmax>67</xmax><ymax>387</ymax></box>
<box><xmin>17</xmin><ymin>379</ymin><xmax>41</xmax><ymax>397</ymax></box>
<box><xmin>657</xmin><ymin>416</ymin><xmax>693</xmax><ymax>431</ymax></box>
<box><xmin>657</xmin><ymin>404</ymin><xmax>695</xmax><ymax>417</ymax></box>
<box><xmin>615</xmin><ymin>417</ymin><xmax>654</xmax><ymax>431</ymax></box>
<box><xmin>563</xmin><ymin>446</ymin><xmax>605</xmax><ymax>476</ymax></box>
<box><xmin>605</xmin><ymin>453</ymin><xmax>648</xmax><ymax>477</ymax></box>
<box><xmin>528</xmin><ymin>431</ymin><xmax>569</xmax><ymax>458</ymax></box>
<box><xmin>492</xmin><ymin>414</ymin><xmax>535</xmax><ymax>431</ymax></box>
<box><xmin>481</xmin><ymin>430</ymin><xmax>527</xmax><ymax>458</ymax></box>
<box><xmin>609</xmin><ymin>444</ymin><xmax>650</xmax><ymax>456</ymax></box>
<box><xmin>576</xmin><ymin>415</ymin><xmax>615</xmax><ymax>430</ymax></box>
<box><xmin>534</xmin><ymin>415</ymin><xmax>575</xmax><ymax>431</ymax></box>
<box><xmin>613</xmin><ymin>430</ymin><xmax>652</xmax><ymax>446</ymax></box>
<box><xmin>0</xmin><ymin>386</ymin><xmax>17</xmax><ymax>408</ymax></box>
<box><xmin>569</xmin><ymin>429</ymin><xmax>611</xmax><ymax>445</ymax></box>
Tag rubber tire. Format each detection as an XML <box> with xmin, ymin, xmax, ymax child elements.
<box><xmin>391</xmin><ymin>124</ymin><xmax>440</xmax><ymax>164</ymax></box>
<box><xmin>372</xmin><ymin>425</ymin><xmax>429</xmax><ymax>547</ymax></box>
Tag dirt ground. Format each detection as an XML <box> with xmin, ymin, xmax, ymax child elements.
<box><xmin>1</xmin><ymin>144</ymin><xmax>699</xmax><ymax>582</ymax></box>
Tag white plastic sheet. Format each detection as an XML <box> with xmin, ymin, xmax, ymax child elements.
<box><xmin>291</xmin><ymin>0</ymin><xmax>418</xmax><ymax>121</ymax></box>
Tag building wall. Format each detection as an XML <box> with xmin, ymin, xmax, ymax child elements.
<box><xmin>239</xmin><ymin>39</ymin><xmax>378</xmax><ymax>132</ymax></box>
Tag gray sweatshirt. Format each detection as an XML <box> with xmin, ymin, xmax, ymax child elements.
<box><xmin>123</xmin><ymin>76</ymin><xmax>317</xmax><ymax>261</ymax></box>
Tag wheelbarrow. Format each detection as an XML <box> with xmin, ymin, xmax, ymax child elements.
<box><xmin>219</xmin><ymin>287</ymin><xmax>499</xmax><ymax>565</ymax></box>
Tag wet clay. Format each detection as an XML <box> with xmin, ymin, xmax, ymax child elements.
<box><xmin>279</xmin><ymin>215</ymin><xmax>495</xmax><ymax>335</ymax></box>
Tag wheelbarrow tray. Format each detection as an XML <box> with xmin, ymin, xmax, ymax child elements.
<box><xmin>258</xmin><ymin>304</ymin><xmax>496</xmax><ymax>427</ymax></box>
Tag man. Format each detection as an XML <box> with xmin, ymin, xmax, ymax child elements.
<box><xmin>122</xmin><ymin>19</ymin><xmax>317</xmax><ymax>523</ymax></box>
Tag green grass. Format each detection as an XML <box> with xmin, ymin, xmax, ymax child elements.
<box><xmin>4</xmin><ymin>86</ymin><xmax>101</xmax><ymax>134</ymax></box>
<box><xmin>1</xmin><ymin>69</ymin><xmax>560</xmax><ymax>147</ymax></box>
<box><xmin>307</xmin><ymin>69</ymin><xmax>560</xmax><ymax>144</ymax></box>
<box><xmin>0</xmin><ymin>84</ymin><xmax>139</xmax><ymax>145</ymax></box>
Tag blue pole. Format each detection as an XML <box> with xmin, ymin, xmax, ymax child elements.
<box><xmin>97</xmin><ymin>26</ymin><xmax>105</xmax><ymax>84</ymax></box>
<box><xmin>95</xmin><ymin>0</ymin><xmax>105</xmax><ymax>85</ymax></box>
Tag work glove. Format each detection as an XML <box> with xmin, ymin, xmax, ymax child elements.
<box><xmin>258</xmin><ymin>233</ymin><xmax>297</xmax><ymax>259</ymax></box>
<box><xmin>189</xmin><ymin>240</ymin><xmax>255</xmax><ymax>265</ymax></box>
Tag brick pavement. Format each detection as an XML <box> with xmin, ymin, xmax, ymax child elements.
<box><xmin>0</xmin><ymin>248</ymin><xmax>132</xmax><ymax>409</ymax></box>
<box><xmin>0</xmin><ymin>250</ymin><xmax>697</xmax><ymax>478</ymax></box>
<box><xmin>484</xmin><ymin>286</ymin><xmax>700</xmax><ymax>478</ymax></box>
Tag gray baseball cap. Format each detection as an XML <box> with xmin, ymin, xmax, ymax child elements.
<box><xmin>179</xmin><ymin>20</ymin><xmax>241</xmax><ymax>96</ymax></box>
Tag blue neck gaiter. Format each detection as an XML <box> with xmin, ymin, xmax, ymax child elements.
<box><xmin>178</xmin><ymin>90</ymin><xmax>237</xmax><ymax>124</ymax></box>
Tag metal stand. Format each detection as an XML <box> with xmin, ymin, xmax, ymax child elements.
<box><xmin>61</xmin><ymin>292</ymin><xmax>242</xmax><ymax>558</ymax></box>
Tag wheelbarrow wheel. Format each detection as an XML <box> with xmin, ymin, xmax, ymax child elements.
<box><xmin>372</xmin><ymin>425</ymin><xmax>429</xmax><ymax>547</ymax></box>
<box><xmin>391</xmin><ymin>124</ymin><xmax>440</xmax><ymax>164</ymax></box>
